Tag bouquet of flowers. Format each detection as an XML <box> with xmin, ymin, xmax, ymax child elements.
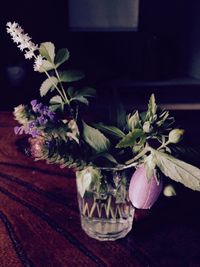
<box><xmin>7</xmin><ymin>22</ymin><xmax>200</xmax><ymax>212</ymax></box>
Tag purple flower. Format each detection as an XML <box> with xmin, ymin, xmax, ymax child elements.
<box><xmin>30</xmin><ymin>99</ymin><xmax>37</xmax><ymax>107</ymax></box>
<box><xmin>30</xmin><ymin>99</ymin><xmax>56</xmax><ymax>123</ymax></box>
<box><xmin>47</xmin><ymin>111</ymin><xmax>55</xmax><ymax>121</ymax></box>
<box><xmin>14</xmin><ymin>125</ymin><xmax>27</xmax><ymax>135</ymax></box>
<box><xmin>14</xmin><ymin>126</ymin><xmax>20</xmax><ymax>135</ymax></box>
<box><xmin>30</xmin><ymin>129</ymin><xmax>40</xmax><ymax>137</ymax></box>
<box><xmin>28</xmin><ymin>121</ymin><xmax>37</xmax><ymax>128</ymax></box>
<box><xmin>37</xmin><ymin>115</ymin><xmax>48</xmax><ymax>125</ymax></box>
<box><xmin>30</xmin><ymin>100</ymin><xmax>43</xmax><ymax>113</ymax></box>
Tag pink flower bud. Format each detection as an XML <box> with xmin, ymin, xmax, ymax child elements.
<box><xmin>129</xmin><ymin>165</ymin><xmax>163</xmax><ymax>209</ymax></box>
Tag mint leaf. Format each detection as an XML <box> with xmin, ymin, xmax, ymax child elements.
<box><xmin>83</xmin><ymin>121</ymin><xmax>110</xmax><ymax>153</ymax></box>
<box><xmin>40</xmin><ymin>76</ymin><xmax>58</xmax><ymax>97</ymax></box>
<box><xmin>94</xmin><ymin>123</ymin><xmax>125</xmax><ymax>138</ymax></box>
<box><xmin>67</xmin><ymin>87</ymin><xmax>75</xmax><ymax>98</ymax></box>
<box><xmin>75</xmin><ymin>87</ymin><xmax>96</xmax><ymax>97</ymax></box>
<box><xmin>154</xmin><ymin>150</ymin><xmax>200</xmax><ymax>191</ymax></box>
<box><xmin>70</xmin><ymin>87</ymin><xmax>96</xmax><ymax>105</ymax></box>
<box><xmin>50</xmin><ymin>95</ymin><xmax>63</xmax><ymax>104</ymax></box>
<box><xmin>101</xmin><ymin>153</ymin><xmax>118</xmax><ymax>165</ymax></box>
<box><xmin>37</xmin><ymin>60</ymin><xmax>55</xmax><ymax>73</ymax></box>
<box><xmin>127</xmin><ymin>111</ymin><xmax>140</xmax><ymax>131</ymax></box>
<box><xmin>116</xmin><ymin>129</ymin><xmax>144</xmax><ymax>148</ymax></box>
<box><xmin>55</xmin><ymin>48</ymin><xmax>70</xmax><ymax>67</ymax></box>
<box><xmin>39</xmin><ymin>42</ymin><xmax>55</xmax><ymax>63</ymax></box>
<box><xmin>71</xmin><ymin>96</ymin><xmax>89</xmax><ymax>105</ymax></box>
<box><xmin>49</xmin><ymin>95</ymin><xmax>64</xmax><ymax>111</ymax></box>
<box><xmin>59</xmin><ymin>70</ymin><xmax>85</xmax><ymax>82</ymax></box>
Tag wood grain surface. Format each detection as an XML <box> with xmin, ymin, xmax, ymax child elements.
<box><xmin>0</xmin><ymin>112</ymin><xmax>200</xmax><ymax>267</ymax></box>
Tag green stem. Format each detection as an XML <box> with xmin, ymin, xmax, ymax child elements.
<box><xmin>54</xmin><ymin>68</ymin><xmax>69</xmax><ymax>104</ymax></box>
<box><xmin>157</xmin><ymin>140</ymin><xmax>170</xmax><ymax>151</ymax></box>
<box><xmin>125</xmin><ymin>145</ymin><xmax>150</xmax><ymax>165</ymax></box>
<box><xmin>33</xmin><ymin>54</ymin><xmax>66</xmax><ymax>102</ymax></box>
<box><xmin>44</xmin><ymin>70</ymin><xmax>66</xmax><ymax>102</ymax></box>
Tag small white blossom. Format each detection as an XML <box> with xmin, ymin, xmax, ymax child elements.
<box><xmin>18</xmin><ymin>41</ymin><xmax>28</xmax><ymax>51</ymax></box>
<box><xmin>6</xmin><ymin>21</ymin><xmax>38</xmax><ymax>59</ymax></box>
<box><xmin>25</xmin><ymin>50</ymin><xmax>34</xmax><ymax>59</ymax></box>
<box><xmin>34</xmin><ymin>55</ymin><xmax>43</xmax><ymax>71</ymax></box>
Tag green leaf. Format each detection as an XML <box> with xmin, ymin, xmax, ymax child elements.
<box><xmin>37</xmin><ymin>60</ymin><xmax>55</xmax><ymax>73</ymax></box>
<box><xmin>83</xmin><ymin>121</ymin><xmax>110</xmax><ymax>153</ymax></box>
<box><xmin>156</xmin><ymin>111</ymin><xmax>169</xmax><ymax>127</ymax></box>
<box><xmin>39</xmin><ymin>42</ymin><xmax>55</xmax><ymax>63</ymax></box>
<box><xmin>40</xmin><ymin>76</ymin><xmax>58</xmax><ymax>97</ymax></box>
<box><xmin>101</xmin><ymin>153</ymin><xmax>118</xmax><ymax>165</ymax></box>
<box><xmin>153</xmin><ymin>150</ymin><xmax>200</xmax><ymax>191</ymax></box>
<box><xmin>67</xmin><ymin>87</ymin><xmax>75</xmax><ymax>98</ymax></box>
<box><xmin>71</xmin><ymin>96</ymin><xmax>89</xmax><ymax>105</ymax></box>
<box><xmin>127</xmin><ymin>111</ymin><xmax>140</xmax><ymax>131</ymax></box>
<box><xmin>55</xmin><ymin>48</ymin><xmax>70</xmax><ymax>67</ymax></box>
<box><xmin>69</xmin><ymin>87</ymin><xmax>96</xmax><ymax>105</ymax></box>
<box><xmin>50</xmin><ymin>95</ymin><xmax>63</xmax><ymax>104</ymax></box>
<box><xmin>49</xmin><ymin>97</ymin><xmax>65</xmax><ymax>111</ymax></box>
<box><xmin>75</xmin><ymin>87</ymin><xmax>96</xmax><ymax>97</ymax></box>
<box><xmin>94</xmin><ymin>123</ymin><xmax>125</xmax><ymax>138</ymax></box>
<box><xmin>59</xmin><ymin>70</ymin><xmax>85</xmax><ymax>82</ymax></box>
<box><xmin>146</xmin><ymin>94</ymin><xmax>157</xmax><ymax>120</ymax></box>
<box><xmin>116</xmin><ymin>129</ymin><xmax>144</xmax><ymax>148</ymax></box>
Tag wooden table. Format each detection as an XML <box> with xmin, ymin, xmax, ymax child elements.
<box><xmin>1</xmin><ymin>112</ymin><xmax>200</xmax><ymax>267</ymax></box>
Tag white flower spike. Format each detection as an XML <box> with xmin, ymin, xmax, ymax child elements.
<box><xmin>6</xmin><ymin>21</ymin><xmax>38</xmax><ymax>60</ymax></box>
<box><xmin>34</xmin><ymin>55</ymin><xmax>43</xmax><ymax>71</ymax></box>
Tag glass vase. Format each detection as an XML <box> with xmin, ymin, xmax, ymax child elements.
<box><xmin>76</xmin><ymin>167</ymin><xmax>135</xmax><ymax>241</ymax></box>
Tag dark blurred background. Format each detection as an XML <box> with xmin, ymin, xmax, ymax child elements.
<box><xmin>1</xmin><ymin>0</ymin><xmax>200</xmax><ymax>127</ymax></box>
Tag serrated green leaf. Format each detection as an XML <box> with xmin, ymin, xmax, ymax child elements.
<box><xmin>55</xmin><ymin>48</ymin><xmax>70</xmax><ymax>67</ymax></box>
<box><xmin>69</xmin><ymin>87</ymin><xmax>96</xmax><ymax>105</ymax></box>
<box><xmin>75</xmin><ymin>87</ymin><xmax>96</xmax><ymax>97</ymax></box>
<box><xmin>67</xmin><ymin>86</ymin><xmax>75</xmax><ymax>98</ymax></box>
<box><xmin>40</xmin><ymin>76</ymin><xmax>58</xmax><ymax>97</ymax></box>
<box><xmin>94</xmin><ymin>123</ymin><xmax>125</xmax><ymax>138</ymax></box>
<box><xmin>153</xmin><ymin>150</ymin><xmax>200</xmax><ymax>191</ymax></box>
<box><xmin>102</xmin><ymin>153</ymin><xmax>118</xmax><ymax>164</ymax></box>
<box><xmin>49</xmin><ymin>104</ymin><xmax>62</xmax><ymax>112</ymax></box>
<box><xmin>71</xmin><ymin>96</ymin><xmax>89</xmax><ymax>105</ymax></box>
<box><xmin>116</xmin><ymin>129</ymin><xmax>144</xmax><ymax>148</ymax></box>
<box><xmin>59</xmin><ymin>70</ymin><xmax>85</xmax><ymax>82</ymax></box>
<box><xmin>127</xmin><ymin>111</ymin><xmax>140</xmax><ymax>131</ymax></box>
<box><xmin>50</xmin><ymin>95</ymin><xmax>63</xmax><ymax>104</ymax></box>
<box><xmin>83</xmin><ymin>121</ymin><xmax>110</xmax><ymax>153</ymax></box>
<box><xmin>37</xmin><ymin>60</ymin><xmax>55</xmax><ymax>73</ymax></box>
<box><xmin>39</xmin><ymin>42</ymin><xmax>55</xmax><ymax>63</ymax></box>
